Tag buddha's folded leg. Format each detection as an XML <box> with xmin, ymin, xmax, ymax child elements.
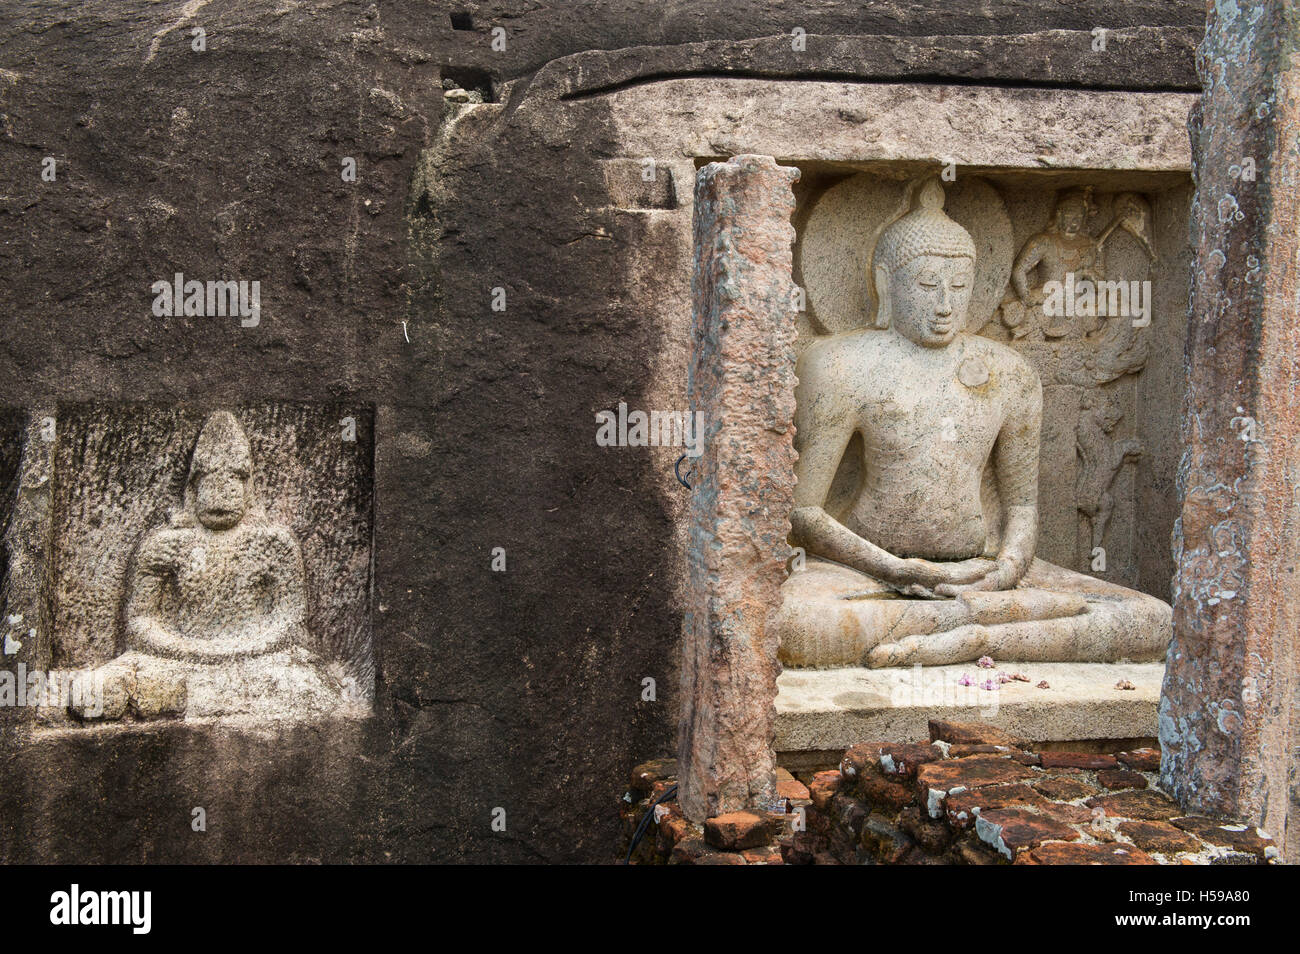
<box><xmin>778</xmin><ymin>559</ymin><xmax>988</xmax><ymax>668</ymax></box>
<box><xmin>865</xmin><ymin>560</ymin><xmax>1172</xmax><ymax>668</ymax></box>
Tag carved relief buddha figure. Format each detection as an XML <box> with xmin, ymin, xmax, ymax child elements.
<box><xmin>70</xmin><ymin>412</ymin><xmax>358</xmax><ymax>721</ymax></box>
<box><xmin>778</xmin><ymin>178</ymin><xmax>1170</xmax><ymax>669</ymax></box>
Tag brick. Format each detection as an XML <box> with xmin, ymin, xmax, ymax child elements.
<box><xmin>949</xmin><ymin>743</ymin><xmax>1017</xmax><ymax>757</ymax></box>
<box><xmin>807</xmin><ymin>770</ymin><xmax>842</xmax><ymax>812</ymax></box>
<box><xmin>1169</xmin><ymin>815</ymin><xmax>1220</xmax><ymax>833</ymax></box>
<box><xmin>694</xmin><ymin>852</ymin><xmax>748</xmax><ymax>865</ymax></box>
<box><xmin>1039</xmin><ymin>751</ymin><xmax>1118</xmax><ymax>770</ymax></box>
<box><xmin>860</xmin><ymin>815</ymin><xmax>913</xmax><ymax>864</ymax></box>
<box><xmin>629</xmin><ymin>758</ymin><xmax>678</xmax><ymax>795</ymax></box>
<box><xmin>840</xmin><ymin>742</ymin><xmax>883</xmax><ymax>780</ymax></box>
<box><xmin>1182</xmin><ymin>822</ymin><xmax>1275</xmax><ymax>860</ymax></box>
<box><xmin>1018</xmin><ymin>842</ymin><xmax>1157</xmax><ymax>865</ymax></box>
<box><xmin>830</xmin><ymin>793</ymin><xmax>869</xmax><ymax>836</ymax></box>
<box><xmin>742</xmin><ymin>845</ymin><xmax>784</xmax><ymax>865</ymax></box>
<box><xmin>659</xmin><ymin>810</ymin><xmax>690</xmax><ymax>847</ymax></box>
<box><xmin>1033</xmin><ymin>777</ymin><xmax>1101</xmax><ymax>801</ymax></box>
<box><xmin>878</xmin><ymin>742</ymin><xmax>942</xmax><ymax>778</ymax></box>
<box><xmin>1097</xmin><ymin>769</ymin><xmax>1149</xmax><ymax>791</ymax></box>
<box><xmin>976</xmin><ymin>808</ymin><xmax>1080</xmax><ymax>858</ymax></box>
<box><xmin>670</xmin><ymin>836</ymin><xmax>712</xmax><ymax>864</ymax></box>
<box><xmin>928</xmin><ymin>719</ymin><xmax>1027</xmax><ymax>748</ymax></box>
<box><xmin>1086</xmin><ymin>790</ymin><xmax>1181</xmax><ymax>821</ymax></box>
<box><xmin>777</xmin><ymin>776</ymin><xmax>811</xmax><ymax>801</ymax></box>
<box><xmin>917</xmin><ymin>755</ymin><xmax>1036</xmax><ymax>794</ymax></box>
<box><xmin>945</xmin><ymin>783</ymin><xmax>1050</xmax><ymax>829</ymax></box>
<box><xmin>703</xmin><ymin>810</ymin><xmax>773</xmax><ymax>850</ymax></box>
<box><xmin>897</xmin><ymin>806</ymin><xmax>953</xmax><ymax>851</ymax></box>
<box><xmin>955</xmin><ymin>836</ymin><xmax>1006</xmax><ymax>865</ymax></box>
<box><xmin>859</xmin><ymin>771</ymin><xmax>917</xmax><ymax>810</ymax></box>
<box><xmin>1117</xmin><ymin>747</ymin><xmax>1161</xmax><ymax>771</ymax></box>
<box><xmin>778</xmin><ymin>830</ymin><xmax>826</xmax><ymax>865</ymax></box>
<box><xmin>1118</xmin><ymin>820</ymin><xmax>1202</xmax><ymax>855</ymax></box>
<box><xmin>1051</xmin><ymin>803</ymin><xmax>1102</xmax><ymax>826</ymax></box>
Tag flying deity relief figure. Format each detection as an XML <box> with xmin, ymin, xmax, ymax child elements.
<box><xmin>776</xmin><ymin>177</ymin><xmax>1171</xmax><ymax>669</ymax></box>
<box><xmin>1098</xmin><ymin>191</ymin><xmax>1158</xmax><ymax>266</ymax></box>
<box><xmin>993</xmin><ymin>189</ymin><xmax>1158</xmax><ymax>387</ymax></box>
<box><xmin>65</xmin><ymin>411</ymin><xmax>364</xmax><ymax>723</ymax></box>
<box><xmin>1076</xmin><ymin>391</ymin><xmax>1143</xmax><ymax>558</ymax></box>
<box><xmin>1002</xmin><ymin>188</ymin><xmax>1102</xmax><ymax>340</ymax></box>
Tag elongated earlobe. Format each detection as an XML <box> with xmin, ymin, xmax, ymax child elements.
<box><xmin>873</xmin><ymin>264</ymin><xmax>891</xmax><ymax>329</ymax></box>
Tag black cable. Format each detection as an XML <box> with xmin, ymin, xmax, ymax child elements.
<box><xmin>622</xmin><ymin>783</ymin><xmax>678</xmax><ymax>865</ymax></box>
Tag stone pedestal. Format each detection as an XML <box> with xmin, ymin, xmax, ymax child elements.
<box><xmin>777</xmin><ymin>661</ymin><xmax>1165</xmax><ymax>769</ymax></box>
<box><xmin>1160</xmin><ymin>0</ymin><xmax>1300</xmax><ymax>860</ymax></box>
<box><xmin>677</xmin><ymin>155</ymin><xmax>800</xmax><ymax>822</ymax></box>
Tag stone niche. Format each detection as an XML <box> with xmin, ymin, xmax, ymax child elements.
<box><xmin>775</xmin><ymin>166</ymin><xmax>1191</xmax><ymax>761</ymax></box>
<box><xmin>581</xmin><ymin>77</ymin><xmax>1197</xmax><ymax>763</ymax></box>
<box><xmin>793</xmin><ymin>167</ymin><xmax>1191</xmax><ymax>596</ymax></box>
<box><xmin>3</xmin><ymin>403</ymin><xmax>375</xmax><ymax>728</ymax></box>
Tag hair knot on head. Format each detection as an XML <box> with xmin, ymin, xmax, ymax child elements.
<box><xmin>872</xmin><ymin>176</ymin><xmax>976</xmax><ymax>277</ymax></box>
<box><xmin>917</xmin><ymin>177</ymin><xmax>945</xmax><ymax>210</ymax></box>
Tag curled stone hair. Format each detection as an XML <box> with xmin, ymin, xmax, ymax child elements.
<box><xmin>872</xmin><ymin>177</ymin><xmax>977</xmax><ymax>276</ymax></box>
<box><xmin>870</xmin><ymin>177</ymin><xmax>976</xmax><ymax>328</ymax></box>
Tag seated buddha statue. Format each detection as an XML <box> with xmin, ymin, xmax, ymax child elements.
<box><xmin>778</xmin><ymin>178</ymin><xmax>1170</xmax><ymax>669</ymax></box>
<box><xmin>69</xmin><ymin>411</ymin><xmax>358</xmax><ymax>721</ymax></box>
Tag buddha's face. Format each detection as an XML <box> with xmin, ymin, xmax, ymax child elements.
<box><xmin>888</xmin><ymin>254</ymin><xmax>974</xmax><ymax>348</ymax></box>
<box><xmin>193</xmin><ymin>463</ymin><xmax>251</xmax><ymax>531</ymax></box>
<box><xmin>1056</xmin><ymin>199</ymin><xmax>1087</xmax><ymax>236</ymax></box>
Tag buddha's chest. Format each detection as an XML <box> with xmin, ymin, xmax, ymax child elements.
<box><xmin>172</xmin><ymin>537</ymin><xmax>276</xmax><ymax>605</ymax></box>
<box><xmin>855</xmin><ymin>375</ymin><xmax>1004</xmax><ymax>464</ymax></box>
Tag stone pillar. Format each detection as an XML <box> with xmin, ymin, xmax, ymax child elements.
<box><xmin>1160</xmin><ymin>0</ymin><xmax>1300</xmax><ymax>859</ymax></box>
<box><xmin>678</xmin><ymin>155</ymin><xmax>800</xmax><ymax>823</ymax></box>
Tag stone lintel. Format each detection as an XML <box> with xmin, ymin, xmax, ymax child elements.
<box><xmin>531</xmin><ymin>28</ymin><xmax>1200</xmax><ymax>101</ymax></box>
<box><xmin>604</xmin><ymin>79</ymin><xmax>1195</xmax><ymax>171</ymax></box>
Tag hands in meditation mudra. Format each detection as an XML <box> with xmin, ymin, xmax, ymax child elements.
<box><xmin>778</xmin><ymin>178</ymin><xmax>1171</xmax><ymax>669</ymax></box>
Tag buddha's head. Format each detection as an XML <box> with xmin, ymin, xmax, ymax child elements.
<box><xmin>1052</xmin><ymin>189</ymin><xmax>1092</xmax><ymax>237</ymax></box>
<box><xmin>186</xmin><ymin>412</ymin><xmax>254</xmax><ymax>531</ymax></box>
<box><xmin>872</xmin><ymin>178</ymin><xmax>976</xmax><ymax>348</ymax></box>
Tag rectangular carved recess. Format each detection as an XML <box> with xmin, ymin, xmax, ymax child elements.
<box><xmin>33</xmin><ymin>403</ymin><xmax>377</xmax><ymax>713</ymax></box>
<box><xmin>791</xmin><ymin>166</ymin><xmax>1192</xmax><ymax>600</ymax></box>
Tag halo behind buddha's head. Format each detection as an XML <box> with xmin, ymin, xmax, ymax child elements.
<box><xmin>870</xmin><ymin>178</ymin><xmax>976</xmax><ymax>329</ymax></box>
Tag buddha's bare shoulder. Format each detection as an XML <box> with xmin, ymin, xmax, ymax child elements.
<box><xmin>798</xmin><ymin>329</ymin><xmax>889</xmax><ymax>372</ymax></box>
